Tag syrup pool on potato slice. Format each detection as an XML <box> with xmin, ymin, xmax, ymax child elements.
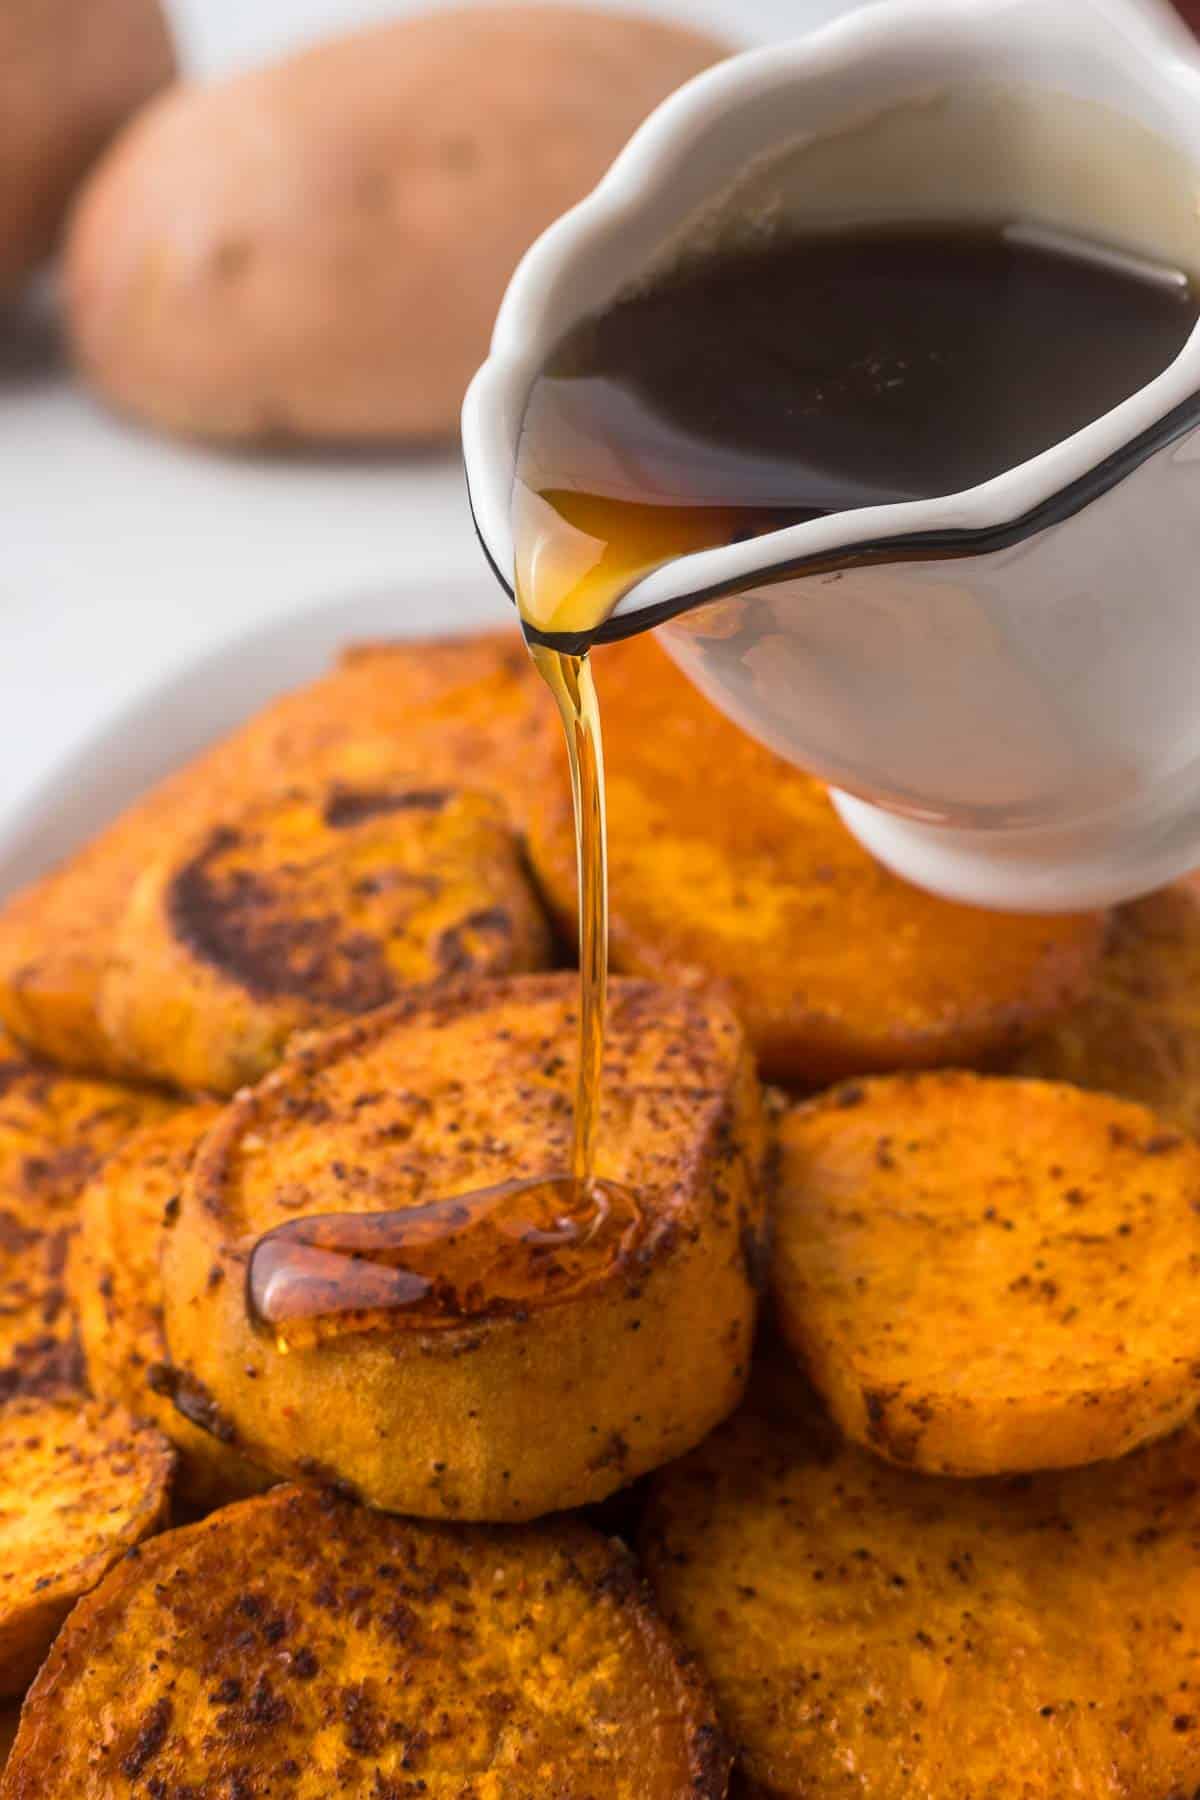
<box><xmin>246</xmin><ymin>1175</ymin><xmax>645</xmax><ymax>1352</ymax></box>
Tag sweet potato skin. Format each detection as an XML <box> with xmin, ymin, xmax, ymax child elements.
<box><xmin>0</xmin><ymin>631</ymin><xmax>551</xmax><ymax>1076</ymax></box>
<box><xmin>773</xmin><ymin>1070</ymin><xmax>1200</xmax><ymax>1474</ymax></box>
<box><xmin>65</xmin><ymin>6</ymin><xmax>729</xmax><ymax>443</ymax></box>
<box><xmin>0</xmin><ymin>1396</ymin><xmax>172</xmax><ymax>1696</ymax></box>
<box><xmin>644</xmin><ymin>1374</ymin><xmax>1200</xmax><ymax>1800</ymax></box>
<box><xmin>1015</xmin><ymin>877</ymin><xmax>1200</xmax><ymax>1132</ymax></box>
<box><xmin>2</xmin><ymin>1483</ymin><xmax>728</xmax><ymax>1799</ymax></box>
<box><xmin>0</xmin><ymin>1048</ymin><xmax>173</xmax><ymax>1398</ymax></box>
<box><xmin>162</xmin><ymin>973</ymin><xmax>765</xmax><ymax>1519</ymax></box>
<box><xmin>70</xmin><ymin>1107</ymin><xmax>270</xmax><ymax>1508</ymax></box>
<box><xmin>99</xmin><ymin>781</ymin><xmax>552</xmax><ymax>1093</ymax></box>
<box><xmin>528</xmin><ymin>638</ymin><xmax>1106</xmax><ymax>1083</ymax></box>
<box><xmin>0</xmin><ymin>0</ymin><xmax>173</xmax><ymax>291</ymax></box>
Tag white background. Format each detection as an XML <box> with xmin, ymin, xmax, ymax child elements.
<box><xmin>0</xmin><ymin>0</ymin><xmax>856</xmax><ymax>835</ymax></box>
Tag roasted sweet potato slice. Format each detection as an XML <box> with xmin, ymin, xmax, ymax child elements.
<box><xmin>99</xmin><ymin>780</ymin><xmax>552</xmax><ymax>1093</ymax></box>
<box><xmin>773</xmin><ymin>1070</ymin><xmax>1200</xmax><ymax>1474</ymax></box>
<box><xmin>3</xmin><ymin>1483</ymin><xmax>726</xmax><ymax>1799</ymax></box>
<box><xmin>644</xmin><ymin>1372</ymin><xmax>1200</xmax><ymax>1800</ymax></box>
<box><xmin>527</xmin><ymin>637</ymin><xmax>1104</xmax><ymax>1083</ymax></box>
<box><xmin>0</xmin><ymin>1396</ymin><xmax>172</xmax><ymax>1696</ymax></box>
<box><xmin>0</xmin><ymin>1052</ymin><xmax>173</xmax><ymax>1398</ymax></box>
<box><xmin>162</xmin><ymin>973</ymin><xmax>765</xmax><ymax>1520</ymax></box>
<box><xmin>1015</xmin><ymin>878</ymin><xmax>1200</xmax><ymax>1133</ymax></box>
<box><xmin>0</xmin><ymin>631</ymin><xmax>551</xmax><ymax>1074</ymax></box>
<box><xmin>70</xmin><ymin>1106</ymin><xmax>270</xmax><ymax>1508</ymax></box>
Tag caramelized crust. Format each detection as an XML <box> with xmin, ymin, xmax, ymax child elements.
<box><xmin>3</xmin><ymin>1484</ymin><xmax>727</xmax><ymax>1799</ymax></box>
<box><xmin>162</xmin><ymin>973</ymin><xmax>765</xmax><ymax>1519</ymax></box>
<box><xmin>1015</xmin><ymin>877</ymin><xmax>1200</xmax><ymax>1131</ymax></box>
<box><xmin>0</xmin><ymin>1049</ymin><xmax>173</xmax><ymax>1398</ymax></box>
<box><xmin>99</xmin><ymin>780</ymin><xmax>552</xmax><ymax>1093</ymax></box>
<box><xmin>0</xmin><ymin>1396</ymin><xmax>172</xmax><ymax>1697</ymax></box>
<box><xmin>0</xmin><ymin>632</ymin><xmax>551</xmax><ymax>1074</ymax></box>
<box><xmin>645</xmin><ymin>1374</ymin><xmax>1200</xmax><ymax>1800</ymax></box>
<box><xmin>70</xmin><ymin>1107</ymin><xmax>271</xmax><ymax>1508</ymax></box>
<box><xmin>527</xmin><ymin>637</ymin><xmax>1105</xmax><ymax>1082</ymax></box>
<box><xmin>772</xmin><ymin>1071</ymin><xmax>1200</xmax><ymax>1474</ymax></box>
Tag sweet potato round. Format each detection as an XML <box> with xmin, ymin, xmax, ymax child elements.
<box><xmin>528</xmin><ymin>637</ymin><xmax>1106</xmax><ymax>1083</ymax></box>
<box><xmin>161</xmin><ymin>973</ymin><xmax>765</xmax><ymax>1520</ymax></box>
<box><xmin>64</xmin><ymin>6</ymin><xmax>730</xmax><ymax>443</ymax></box>
<box><xmin>0</xmin><ymin>0</ymin><xmax>173</xmax><ymax>291</ymax></box>
<box><xmin>644</xmin><ymin>1374</ymin><xmax>1200</xmax><ymax>1800</ymax></box>
<box><xmin>3</xmin><ymin>1485</ymin><xmax>726</xmax><ymax>1800</ymax></box>
<box><xmin>99</xmin><ymin>780</ymin><xmax>552</xmax><ymax>1094</ymax></box>
<box><xmin>0</xmin><ymin>631</ymin><xmax>551</xmax><ymax>1076</ymax></box>
<box><xmin>70</xmin><ymin>1106</ymin><xmax>271</xmax><ymax>1509</ymax></box>
<box><xmin>0</xmin><ymin>1048</ymin><xmax>173</xmax><ymax>1399</ymax></box>
<box><xmin>773</xmin><ymin>1071</ymin><xmax>1200</xmax><ymax>1474</ymax></box>
<box><xmin>0</xmin><ymin>1396</ymin><xmax>172</xmax><ymax>1697</ymax></box>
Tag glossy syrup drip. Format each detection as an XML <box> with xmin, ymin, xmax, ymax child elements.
<box><xmin>247</xmin><ymin>1176</ymin><xmax>644</xmax><ymax>1352</ymax></box>
<box><xmin>526</xmin><ymin>643</ymin><xmax>608</xmax><ymax>1184</ymax></box>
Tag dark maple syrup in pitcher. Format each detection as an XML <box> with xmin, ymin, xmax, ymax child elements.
<box><xmin>249</xmin><ymin>222</ymin><xmax>1195</xmax><ymax>1347</ymax></box>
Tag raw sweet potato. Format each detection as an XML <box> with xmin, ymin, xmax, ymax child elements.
<box><xmin>0</xmin><ymin>1396</ymin><xmax>172</xmax><ymax>1696</ymax></box>
<box><xmin>65</xmin><ymin>7</ymin><xmax>730</xmax><ymax>443</ymax></box>
<box><xmin>0</xmin><ymin>1049</ymin><xmax>172</xmax><ymax>1397</ymax></box>
<box><xmin>0</xmin><ymin>0</ymin><xmax>173</xmax><ymax>291</ymax></box>
<box><xmin>162</xmin><ymin>973</ymin><xmax>765</xmax><ymax>1520</ymax></box>
<box><xmin>772</xmin><ymin>1070</ymin><xmax>1200</xmax><ymax>1474</ymax></box>
<box><xmin>643</xmin><ymin>1372</ymin><xmax>1200</xmax><ymax>1800</ymax></box>
<box><xmin>528</xmin><ymin>637</ymin><xmax>1106</xmax><ymax>1083</ymax></box>
<box><xmin>99</xmin><ymin>780</ymin><xmax>552</xmax><ymax>1093</ymax></box>
<box><xmin>69</xmin><ymin>1106</ymin><xmax>270</xmax><ymax>1508</ymax></box>
<box><xmin>1016</xmin><ymin>877</ymin><xmax>1200</xmax><ymax>1133</ymax></box>
<box><xmin>0</xmin><ymin>631</ymin><xmax>551</xmax><ymax>1076</ymax></box>
<box><xmin>3</xmin><ymin>1484</ymin><xmax>726</xmax><ymax>1799</ymax></box>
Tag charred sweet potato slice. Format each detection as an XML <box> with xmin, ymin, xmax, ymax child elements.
<box><xmin>0</xmin><ymin>1053</ymin><xmax>173</xmax><ymax>1398</ymax></box>
<box><xmin>70</xmin><ymin>1107</ymin><xmax>270</xmax><ymax>1508</ymax></box>
<box><xmin>0</xmin><ymin>1396</ymin><xmax>172</xmax><ymax>1696</ymax></box>
<box><xmin>162</xmin><ymin>973</ymin><xmax>765</xmax><ymax>1520</ymax></box>
<box><xmin>644</xmin><ymin>1374</ymin><xmax>1200</xmax><ymax>1800</ymax></box>
<box><xmin>1015</xmin><ymin>878</ymin><xmax>1200</xmax><ymax>1133</ymax></box>
<box><xmin>3</xmin><ymin>1483</ymin><xmax>726</xmax><ymax>1799</ymax></box>
<box><xmin>773</xmin><ymin>1071</ymin><xmax>1200</xmax><ymax>1474</ymax></box>
<box><xmin>98</xmin><ymin>780</ymin><xmax>552</xmax><ymax>1093</ymax></box>
<box><xmin>0</xmin><ymin>631</ymin><xmax>551</xmax><ymax>1074</ymax></box>
<box><xmin>527</xmin><ymin>637</ymin><xmax>1104</xmax><ymax>1083</ymax></box>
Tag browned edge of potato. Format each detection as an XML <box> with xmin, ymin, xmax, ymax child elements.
<box><xmin>3</xmin><ymin>1483</ymin><xmax>729</xmax><ymax>1799</ymax></box>
<box><xmin>162</xmin><ymin>973</ymin><xmax>765</xmax><ymax>1519</ymax></box>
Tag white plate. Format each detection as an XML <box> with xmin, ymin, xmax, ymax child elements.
<box><xmin>0</xmin><ymin>576</ymin><xmax>516</xmax><ymax>901</ymax></box>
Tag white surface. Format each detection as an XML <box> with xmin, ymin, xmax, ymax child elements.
<box><xmin>0</xmin><ymin>0</ymin><xmax>853</xmax><ymax>853</ymax></box>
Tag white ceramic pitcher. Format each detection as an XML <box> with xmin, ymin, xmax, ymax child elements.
<box><xmin>463</xmin><ymin>0</ymin><xmax>1200</xmax><ymax>912</ymax></box>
